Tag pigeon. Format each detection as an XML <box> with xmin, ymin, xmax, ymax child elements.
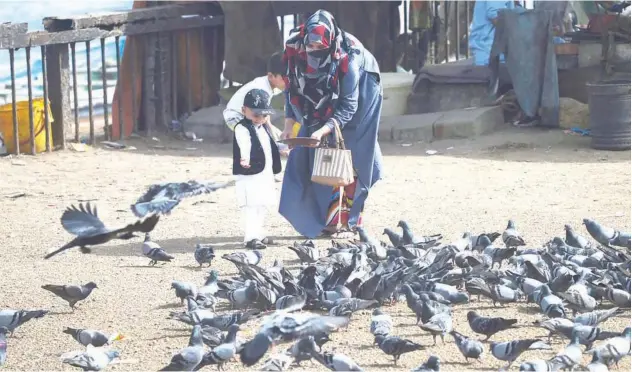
<box><xmin>587</xmin><ymin>326</ymin><xmax>631</xmax><ymax>367</ymax></box>
<box><xmin>502</xmin><ymin>219</ymin><xmax>526</xmax><ymax>248</ymax></box>
<box><xmin>63</xmin><ymin>328</ymin><xmax>124</xmax><ymax>347</ymax></box>
<box><xmin>45</xmin><ymin>202</ymin><xmax>160</xmax><ymax>259</ymax></box>
<box><xmin>0</xmin><ymin>327</ymin><xmax>7</xmax><ymax>367</ymax></box>
<box><xmin>239</xmin><ymin>300</ymin><xmax>348</xmax><ymax>367</ymax></box>
<box><xmin>574</xmin><ymin>307</ymin><xmax>621</xmax><ymax>327</ymax></box>
<box><xmin>310</xmin><ymin>349</ymin><xmax>363</xmax><ymax>371</ymax></box>
<box><xmin>223</xmin><ymin>251</ymin><xmax>263</xmax><ymax>267</ymax></box>
<box><xmin>418</xmin><ymin>312</ymin><xmax>452</xmax><ymax>345</ymax></box>
<box><xmin>131</xmin><ymin>180</ymin><xmax>234</xmax><ymax>217</ymax></box>
<box><xmin>585</xmin><ymin>351</ymin><xmax>609</xmax><ymax>372</ymax></box>
<box><xmin>558</xmin><ymin>289</ymin><xmax>597</xmax><ymax>315</ymax></box>
<box><xmin>466</xmin><ymin>311</ymin><xmax>517</xmax><ymax>341</ymax></box>
<box><xmin>583</xmin><ymin>218</ymin><xmax>631</xmax><ymax>248</ymax></box>
<box><xmin>259</xmin><ymin>352</ymin><xmax>292</xmax><ymax>371</ymax></box>
<box><xmin>196</xmin><ymin>324</ymin><xmax>241</xmax><ymax>370</ymax></box>
<box><xmin>549</xmin><ymin>331</ymin><xmax>582</xmax><ymax>371</ymax></box>
<box><xmin>200</xmin><ymin>326</ymin><xmax>225</xmax><ymax>348</ymax></box>
<box><xmin>287</xmin><ymin>337</ymin><xmax>317</xmax><ymax>366</ymax></box>
<box><xmin>490</xmin><ymin>339</ymin><xmax>551</xmax><ymax>369</ymax></box>
<box><xmin>536</xmin><ymin>285</ymin><xmax>567</xmax><ymax>318</ymax></box>
<box><xmin>374</xmin><ymin>335</ymin><xmax>424</xmax><ymax>365</ymax></box>
<box><xmin>41</xmin><ymin>282</ymin><xmax>98</xmax><ymax>310</ymax></box>
<box><xmin>449</xmin><ymin>330</ymin><xmax>484</xmax><ymax>362</ymax></box>
<box><xmin>61</xmin><ymin>348</ymin><xmax>120</xmax><ymax>371</ymax></box>
<box><xmin>194</xmin><ymin>244</ymin><xmax>216</xmax><ymax>267</ymax></box>
<box><xmin>564</xmin><ymin>224</ymin><xmax>592</xmax><ymax>249</ymax></box>
<box><xmin>172</xmin><ymin>281</ymin><xmax>198</xmax><ymax>305</ymax></box>
<box><xmin>397</xmin><ymin>220</ymin><xmax>442</xmax><ymax>246</ymax></box>
<box><xmin>287</xmin><ymin>241</ymin><xmax>320</xmax><ymax>264</ymax></box>
<box><xmin>142</xmin><ymin>233</ymin><xmax>174</xmax><ymax>266</ymax></box>
<box><xmin>518</xmin><ymin>359</ymin><xmax>563</xmax><ymax>372</ymax></box>
<box><xmin>411</xmin><ymin>355</ymin><xmax>440</xmax><ymax>372</ymax></box>
<box><xmin>199</xmin><ymin>310</ymin><xmax>259</xmax><ymax>331</ymax></box>
<box><xmin>0</xmin><ymin>309</ymin><xmax>48</xmax><ymax>336</ymax></box>
<box><xmin>160</xmin><ymin>325</ymin><xmax>205</xmax><ymax>371</ymax></box>
<box><xmin>369</xmin><ymin>308</ymin><xmax>392</xmax><ymax>339</ymax></box>
<box><xmin>383</xmin><ymin>228</ymin><xmax>403</xmax><ymax>247</ymax></box>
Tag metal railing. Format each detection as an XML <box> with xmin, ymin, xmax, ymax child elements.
<box><xmin>0</xmin><ymin>3</ymin><xmax>223</xmax><ymax>155</ymax></box>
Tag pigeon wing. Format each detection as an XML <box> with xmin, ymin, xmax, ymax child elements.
<box><xmin>60</xmin><ymin>203</ymin><xmax>109</xmax><ymax>237</ymax></box>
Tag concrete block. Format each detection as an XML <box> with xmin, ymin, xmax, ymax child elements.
<box><xmin>183</xmin><ymin>104</ymin><xmax>232</xmax><ymax>143</ymax></box>
<box><xmin>433</xmin><ymin>106</ymin><xmax>504</xmax><ymax>140</ymax></box>
<box><xmin>389</xmin><ymin>113</ymin><xmax>440</xmax><ymax>142</ymax></box>
<box><xmin>377</xmin><ymin>116</ymin><xmax>395</xmax><ymax>141</ymax></box>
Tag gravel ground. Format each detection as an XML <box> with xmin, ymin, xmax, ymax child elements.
<box><xmin>0</xmin><ymin>127</ymin><xmax>630</xmax><ymax>371</ymax></box>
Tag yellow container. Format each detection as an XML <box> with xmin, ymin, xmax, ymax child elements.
<box><xmin>292</xmin><ymin>121</ymin><xmax>301</xmax><ymax>138</ymax></box>
<box><xmin>0</xmin><ymin>98</ymin><xmax>54</xmax><ymax>154</ymax></box>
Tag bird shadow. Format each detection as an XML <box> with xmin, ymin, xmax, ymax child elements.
<box><xmin>369</xmin><ymin>363</ymin><xmax>397</xmax><ymax>368</ymax></box>
<box><xmin>154</xmin><ymin>303</ymin><xmax>184</xmax><ymax>310</ymax></box>
<box><xmin>516</xmin><ymin>305</ymin><xmax>541</xmax><ymax>315</ymax></box>
<box><xmin>162</xmin><ymin>327</ymin><xmax>190</xmax><ymax>332</ymax></box>
<box><xmin>178</xmin><ymin>265</ymin><xmax>210</xmax><ymax>272</ymax></box>
<box><xmin>356</xmin><ymin>344</ymin><xmax>375</xmax><ymax>351</ymax></box>
<box><xmin>145</xmin><ymin>333</ymin><xmax>188</xmax><ymax>341</ymax></box>
<box><xmin>444</xmin><ymin>361</ymin><xmax>471</xmax><ymax>366</ymax></box>
<box><xmin>118</xmin><ymin>265</ymin><xmax>164</xmax><ymax>269</ymax></box>
<box><xmin>48</xmin><ymin>310</ymin><xmax>73</xmax><ymax>316</ymax></box>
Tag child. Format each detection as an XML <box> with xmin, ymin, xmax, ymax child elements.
<box><xmin>233</xmin><ymin>88</ymin><xmax>282</xmax><ymax>250</ymax></box>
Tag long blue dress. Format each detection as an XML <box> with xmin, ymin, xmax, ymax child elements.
<box><xmin>279</xmin><ymin>43</ymin><xmax>384</xmax><ymax>239</ymax></box>
<box><xmin>469</xmin><ymin>1</ymin><xmax>515</xmax><ymax>65</ymax></box>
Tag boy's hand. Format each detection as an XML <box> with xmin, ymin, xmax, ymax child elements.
<box><xmin>240</xmin><ymin>159</ymin><xmax>251</xmax><ymax>168</ymax></box>
<box><xmin>279</xmin><ymin>149</ymin><xmax>290</xmax><ymax>157</ymax></box>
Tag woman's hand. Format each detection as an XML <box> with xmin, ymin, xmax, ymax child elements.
<box><xmin>281</xmin><ymin>118</ymin><xmax>295</xmax><ymax>140</ymax></box>
<box><xmin>240</xmin><ymin>159</ymin><xmax>251</xmax><ymax>168</ymax></box>
<box><xmin>310</xmin><ymin>126</ymin><xmax>332</xmax><ymax>141</ymax></box>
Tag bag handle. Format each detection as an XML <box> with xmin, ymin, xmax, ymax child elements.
<box><xmin>331</xmin><ymin>120</ymin><xmax>346</xmax><ymax>150</ymax></box>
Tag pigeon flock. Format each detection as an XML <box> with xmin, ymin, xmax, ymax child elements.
<box><xmin>0</xmin><ymin>177</ymin><xmax>631</xmax><ymax>371</ymax></box>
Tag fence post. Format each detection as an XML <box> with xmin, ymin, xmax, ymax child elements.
<box><xmin>46</xmin><ymin>44</ymin><xmax>71</xmax><ymax>149</ymax></box>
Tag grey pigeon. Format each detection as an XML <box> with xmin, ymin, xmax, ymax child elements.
<box><xmin>63</xmin><ymin>328</ymin><xmax>124</xmax><ymax>347</ymax></box>
<box><xmin>549</xmin><ymin>331</ymin><xmax>582</xmax><ymax>370</ymax></box>
<box><xmin>370</xmin><ymin>308</ymin><xmax>392</xmax><ymax>339</ymax></box>
<box><xmin>374</xmin><ymin>335</ymin><xmax>424</xmax><ymax>365</ymax></box>
<box><xmin>199</xmin><ymin>309</ymin><xmax>259</xmax><ymax>331</ymax></box>
<box><xmin>502</xmin><ymin>219</ymin><xmax>526</xmax><ymax>247</ymax></box>
<box><xmin>311</xmin><ymin>349</ymin><xmax>363</xmax><ymax>371</ymax></box>
<box><xmin>564</xmin><ymin>224</ymin><xmax>592</xmax><ymax>249</ymax></box>
<box><xmin>602</xmin><ymin>285</ymin><xmax>631</xmax><ymax>308</ymax></box>
<box><xmin>259</xmin><ymin>352</ymin><xmax>292</xmax><ymax>371</ymax></box>
<box><xmin>287</xmin><ymin>337</ymin><xmax>316</xmax><ymax>366</ymax></box>
<box><xmin>536</xmin><ymin>285</ymin><xmax>567</xmax><ymax>318</ymax></box>
<box><xmin>194</xmin><ymin>243</ymin><xmax>215</xmax><ymax>267</ymax></box>
<box><xmin>490</xmin><ymin>339</ymin><xmax>551</xmax><ymax>369</ymax></box>
<box><xmin>586</xmin><ymin>351</ymin><xmax>609</xmax><ymax>372</ymax></box>
<box><xmin>0</xmin><ymin>309</ymin><xmax>48</xmax><ymax>336</ymax></box>
<box><xmin>583</xmin><ymin>218</ymin><xmax>631</xmax><ymax>248</ymax></box>
<box><xmin>574</xmin><ymin>307</ymin><xmax>621</xmax><ymax>326</ymax></box>
<box><xmin>131</xmin><ymin>180</ymin><xmax>234</xmax><ymax>217</ymax></box>
<box><xmin>449</xmin><ymin>330</ymin><xmax>484</xmax><ymax>362</ymax></box>
<box><xmin>467</xmin><ymin>311</ymin><xmax>517</xmax><ymax>340</ymax></box>
<box><xmin>41</xmin><ymin>282</ymin><xmax>98</xmax><ymax>311</ymax></box>
<box><xmin>397</xmin><ymin>220</ymin><xmax>442</xmax><ymax>246</ymax></box>
<box><xmin>558</xmin><ymin>289</ymin><xmax>597</xmax><ymax>315</ymax></box>
<box><xmin>223</xmin><ymin>251</ymin><xmax>263</xmax><ymax>267</ymax></box>
<box><xmin>0</xmin><ymin>327</ymin><xmax>7</xmax><ymax>367</ymax></box>
<box><xmin>62</xmin><ymin>349</ymin><xmax>120</xmax><ymax>371</ymax></box>
<box><xmin>160</xmin><ymin>325</ymin><xmax>205</xmax><ymax>371</ymax></box>
<box><xmin>587</xmin><ymin>326</ymin><xmax>631</xmax><ymax>367</ymax></box>
<box><xmin>227</xmin><ymin>281</ymin><xmax>260</xmax><ymax>309</ymax></box>
<box><xmin>554</xmin><ymin>324</ymin><xmax>620</xmax><ymax>349</ymax></box>
<box><xmin>518</xmin><ymin>359</ymin><xmax>563</xmax><ymax>372</ymax></box>
<box><xmin>383</xmin><ymin>228</ymin><xmax>403</xmax><ymax>247</ymax></box>
<box><xmin>418</xmin><ymin>312</ymin><xmax>452</xmax><ymax>345</ymax></box>
<box><xmin>200</xmin><ymin>325</ymin><xmax>225</xmax><ymax>348</ymax></box>
<box><xmin>172</xmin><ymin>281</ymin><xmax>198</xmax><ymax>305</ymax></box>
<box><xmin>196</xmin><ymin>324</ymin><xmax>241</xmax><ymax>370</ymax></box>
<box><xmin>287</xmin><ymin>241</ymin><xmax>320</xmax><ymax>264</ymax></box>
<box><xmin>45</xmin><ymin>202</ymin><xmax>160</xmax><ymax>259</ymax></box>
<box><xmin>412</xmin><ymin>355</ymin><xmax>440</xmax><ymax>372</ymax></box>
<box><xmin>142</xmin><ymin>233</ymin><xmax>174</xmax><ymax>266</ymax></box>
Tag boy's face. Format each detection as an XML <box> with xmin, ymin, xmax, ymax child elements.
<box><xmin>268</xmin><ymin>73</ymin><xmax>286</xmax><ymax>91</ymax></box>
<box><xmin>242</xmin><ymin>107</ymin><xmax>269</xmax><ymax>125</ymax></box>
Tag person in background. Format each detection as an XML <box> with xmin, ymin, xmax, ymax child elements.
<box><xmin>233</xmin><ymin>89</ymin><xmax>282</xmax><ymax>250</ymax></box>
<box><xmin>279</xmin><ymin>10</ymin><xmax>384</xmax><ymax>238</ymax></box>
<box><xmin>469</xmin><ymin>1</ymin><xmax>515</xmax><ymax>65</ymax></box>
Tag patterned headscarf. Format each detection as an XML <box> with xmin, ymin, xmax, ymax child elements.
<box><xmin>283</xmin><ymin>10</ymin><xmax>354</xmax><ymax>126</ymax></box>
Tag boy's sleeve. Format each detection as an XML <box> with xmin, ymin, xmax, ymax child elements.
<box><xmin>327</xmin><ymin>60</ymin><xmax>360</xmax><ymax>131</ymax></box>
<box><xmin>223</xmin><ymin>108</ymin><xmax>243</xmax><ymax>131</ymax></box>
<box><xmin>234</xmin><ymin>125</ymin><xmax>251</xmax><ymax>163</ymax></box>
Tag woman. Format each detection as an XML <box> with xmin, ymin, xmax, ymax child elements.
<box><xmin>279</xmin><ymin>10</ymin><xmax>384</xmax><ymax>239</ymax></box>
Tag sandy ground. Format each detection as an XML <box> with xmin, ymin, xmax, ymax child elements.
<box><xmin>0</xmin><ymin>126</ymin><xmax>630</xmax><ymax>371</ymax></box>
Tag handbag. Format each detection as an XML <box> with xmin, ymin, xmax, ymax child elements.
<box><xmin>311</xmin><ymin>121</ymin><xmax>354</xmax><ymax>188</ymax></box>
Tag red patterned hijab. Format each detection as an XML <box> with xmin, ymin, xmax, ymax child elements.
<box><xmin>283</xmin><ymin>10</ymin><xmax>354</xmax><ymax>126</ymax></box>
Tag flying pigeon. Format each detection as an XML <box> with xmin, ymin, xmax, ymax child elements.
<box><xmin>45</xmin><ymin>202</ymin><xmax>160</xmax><ymax>259</ymax></box>
<box><xmin>131</xmin><ymin>180</ymin><xmax>234</xmax><ymax>218</ymax></box>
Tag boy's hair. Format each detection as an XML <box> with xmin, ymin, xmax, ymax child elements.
<box><xmin>267</xmin><ymin>51</ymin><xmax>286</xmax><ymax>77</ymax></box>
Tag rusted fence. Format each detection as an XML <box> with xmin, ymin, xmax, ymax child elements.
<box><xmin>0</xmin><ymin>0</ymin><xmax>478</xmax><ymax>156</ymax></box>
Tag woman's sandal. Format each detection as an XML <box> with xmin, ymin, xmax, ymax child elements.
<box><xmin>320</xmin><ymin>226</ymin><xmax>356</xmax><ymax>239</ymax></box>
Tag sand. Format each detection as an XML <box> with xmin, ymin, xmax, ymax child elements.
<box><xmin>0</xmin><ymin>127</ymin><xmax>630</xmax><ymax>371</ymax></box>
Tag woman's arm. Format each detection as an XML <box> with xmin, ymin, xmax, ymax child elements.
<box><xmin>284</xmin><ymin>91</ymin><xmax>296</xmax><ymax>120</ymax></box>
<box><xmin>234</xmin><ymin>125</ymin><xmax>252</xmax><ymax>163</ymax></box>
<box><xmin>326</xmin><ymin>60</ymin><xmax>360</xmax><ymax>132</ymax></box>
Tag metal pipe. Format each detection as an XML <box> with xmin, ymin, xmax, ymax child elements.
<box><xmin>115</xmin><ymin>36</ymin><xmax>123</xmax><ymax>140</ymax></box>
<box><xmin>443</xmin><ymin>1</ymin><xmax>449</xmax><ymax>63</ymax></box>
<box><xmin>86</xmin><ymin>41</ymin><xmax>95</xmax><ymax>145</ymax></box>
<box><xmin>26</xmin><ymin>47</ymin><xmax>35</xmax><ymax>155</ymax></box>
<box><xmin>465</xmin><ymin>1</ymin><xmax>470</xmax><ymax>58</ymax></box>
<box><xmin>280</xmin><ymin>15</ymin><xmax>285</xmax><ymax>45</ymax></box>
<box><xmin>100</xmin><ymin>38</ymin><xmax>110</xmax><ymax>140</ymax></box>
<box><xmin>403</xmin><ymin>0</ymin><xmax>409</xmax><ymax>69</ymax></box>
<box><xmin>131</xmin><ymin>36</ymin><xmax>138</xmax><ymax>132</ymax></box>
<box><xmin>199</xmin><ymin>27</ymin><xmax>206</xmax><ymax>108</ymax></box>
<box><xmin>71</xmin><ymin>42</ymin><xmax>80</xmax><ymax>142</ymax></box>
<box><xmin>171</xmin><ymin>32</ymin><xmax>178</xmax><ymax>120</ymax></box>
<box><xmin>41</xmin><ymin>46</ymin><xmax>51</xmax><ymax>152</ymax></box>
<box><xmin>455</xmin><ymin>1</ymin><xmax>460</xmax><ymax>61</ymax></box>
<box><xmin>9</xmin><ymin>49</ymin><xmax>19</xmax><ymax>155</ymax></box>
<box><xmin>185</xmin><ymin>31</ymin><xmax>192</xmax><ymax>116</ymax></box>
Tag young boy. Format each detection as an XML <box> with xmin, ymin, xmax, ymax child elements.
<box><xmin>233</xmin><ymin>88</ymin><xmax>282</xmax><ymax>250</ymax></box>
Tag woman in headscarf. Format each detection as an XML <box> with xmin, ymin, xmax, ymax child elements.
<box><xmin>278</xmin><ymin>10</ymin><xmax>384</xmax><ymax>238</ymax></box>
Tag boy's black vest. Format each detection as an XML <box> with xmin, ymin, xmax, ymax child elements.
<box><xmin>233</xmin><ymin>120</ymin><xmax>282</xmax><ymax>176</ymax></box>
